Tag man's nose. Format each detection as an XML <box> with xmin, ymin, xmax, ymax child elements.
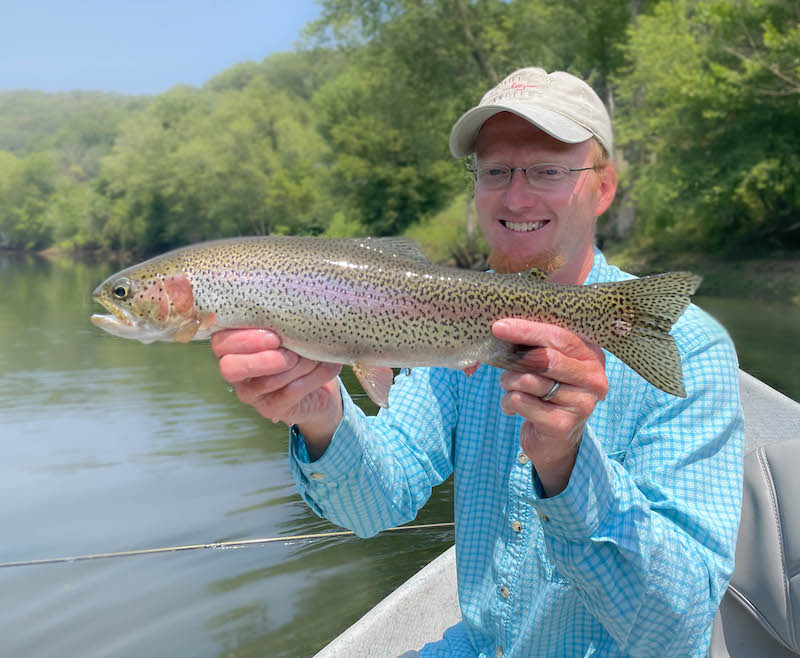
<box><xmin>503</xmin><ymin>169</ymin><xmax>540</xmax><ymax>210</ymax></box>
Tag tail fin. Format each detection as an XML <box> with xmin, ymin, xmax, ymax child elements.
<box><xmin>590</xmin><ymin>272</ymin><xmax>702</xmax><ymax>397</ymax></box>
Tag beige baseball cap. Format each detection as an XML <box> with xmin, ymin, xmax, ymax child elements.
<box><xmin>449</xmin><ymin>67</ymin><xmax>613</xmax><ymax>158</ymax></box>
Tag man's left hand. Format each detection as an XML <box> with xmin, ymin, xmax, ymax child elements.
<box><xmin>492</xmin><ymin>319</ymin><xmax>608</xmax><ymax>497</ymax></box>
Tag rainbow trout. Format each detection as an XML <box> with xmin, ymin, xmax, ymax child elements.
<box><xmin>91</xmin><ymin>236</ymin><xmax>701</xmax><ymax>405</ymax></box>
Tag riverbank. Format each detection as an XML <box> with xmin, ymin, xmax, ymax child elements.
<box><xmin>38</xmin><ymin>245</ymin><xmax>137</xmax><ymax>264</ymax></box>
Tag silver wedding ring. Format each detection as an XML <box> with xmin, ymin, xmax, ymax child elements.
<box><xmin>540</xmin><ymin>380</ymin><xmax>560</xmax><ymax>402</ymax></box>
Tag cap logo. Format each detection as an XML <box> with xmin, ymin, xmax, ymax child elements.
<box><xmin>482</xmin><ymin>71</ymin><xmax>557</xmax><ymax>105</ymax></box>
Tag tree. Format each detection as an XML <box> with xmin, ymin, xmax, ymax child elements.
<box><xmin>0</xmin><ymin>151</ymin><xmax>56</xmax><ymax>250</ymax></box>
<box><xmin>307</xmin><ymin>0</ymin><xmax>646</xmax><ymax>236</ymax></box>
<box><xmin>94</xmin><ymin>66</ymin><xmax>330</xmax><ymax>254</ymax></box>
<box><xmin>615</xmin><ymin>0</ymin><xmax>800</xmax><ymax>251</ymax></box>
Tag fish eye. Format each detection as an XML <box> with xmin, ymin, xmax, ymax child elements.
<box><xmin>112</xmin><ymin>278</ymin><xmax>132</xmax><ymax>300</ymax></box>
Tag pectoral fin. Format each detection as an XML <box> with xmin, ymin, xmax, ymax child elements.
<box><xmin>174</xmin><ymin>318</ymin><xmax>200</xmax><ymax>343</ymax></box>
<box><xmin>352</xmin><ymin>362</ymin><xmax>395</xmax><ymax>408</ymax></box>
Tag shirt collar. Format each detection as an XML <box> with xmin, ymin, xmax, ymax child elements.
<box><xmin>583</xmin><ymin>246</ymin><xmax>609</xmax><ymax>286</ymax></box>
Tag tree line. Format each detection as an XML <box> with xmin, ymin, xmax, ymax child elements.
<box><xmin>1</xmin><ymin>0</ymin><xmax>798</xmax><ymax>260</ymax></box>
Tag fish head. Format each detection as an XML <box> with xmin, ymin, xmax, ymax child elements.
<box><xmin>91</xmin><ymin>263</ymin><xmax>198</xmax><ymax>343</ymax></box>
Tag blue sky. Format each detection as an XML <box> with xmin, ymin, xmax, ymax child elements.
<box><xmin>1</xmin><ymin>0</ymin><xmax>323</xmax><ymax>95</ymax></box>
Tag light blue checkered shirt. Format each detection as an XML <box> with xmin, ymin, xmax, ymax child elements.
<box><xmin>290</xmin><ymin>249</ymin><xmax>744</xmax><ymax>657</ymax></box>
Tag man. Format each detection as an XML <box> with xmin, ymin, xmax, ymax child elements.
<box><xmin>212</xmin><ymin>68</ymin><xmax>744</xmax><ymax>656</ymax></box>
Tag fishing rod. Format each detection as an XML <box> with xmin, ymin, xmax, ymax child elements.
<box><xmin>0</xmin><ymin>522</ymin><xmax>455</xmax><ymax>569</ymax></box>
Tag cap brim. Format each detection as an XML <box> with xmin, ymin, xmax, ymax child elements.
<box><xmin>449</xmin><ymin>103</ymin><xmax>593</xmax><ymax>158</ymax></box>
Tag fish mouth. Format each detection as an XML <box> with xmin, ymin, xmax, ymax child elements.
<box><xmin>91</xmin><ymin>296</ymin><xmax>134</xmax><ymax>328</ymax></box>
<box><xmin>499</xmin><ymin>219</ymin><xmax>550</xmax><ymax>232</ymax></box>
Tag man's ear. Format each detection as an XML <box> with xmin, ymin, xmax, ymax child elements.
<box><xmin>593</xmin><ymin>165</ymin><xmax>618</xmax><ymax>216</ymax></box>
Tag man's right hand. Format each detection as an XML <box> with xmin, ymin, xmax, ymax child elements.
<box><xmin>211</xmin><ymin>329</ymin><xmax>343</xmax><ymax>460</ymax></box>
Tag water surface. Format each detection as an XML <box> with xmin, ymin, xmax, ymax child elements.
<box><xmin>0</xmin><ymin>254</ymin><xmax>796</xmax><ymax>657</ymax></box>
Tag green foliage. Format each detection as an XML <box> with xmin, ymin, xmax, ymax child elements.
<box><xmin>615</xmin><ymin>0</ymin><xmax>800</xmax><ymax>252</ymax></box>
<box><xmin>1</xmin><ymin>0</ymin><xmax>797</xmax><ymax>258</ymax></box>
<box><xmin>0</xmin><ymin>151</ymin><xmax>57</xmax><ymax>250</ymax></box>
<box><xmin>0</xmin><ymin>91</ymin><xmax>149</xmax><ymax>178</ymax></box>
<box><xmin>93</xmin><ymin>76</ymin><xmax>330</xmax><ymax>254</ymax></box>
<box><xmin>403</xmin><ymin>191</ymin><xmax>488</xmax><ymax>266</ymax></box>
<box><xmin>306</xmin><ymin>0</ymin><xmax>645</xmax><ymax>236</ymax></box>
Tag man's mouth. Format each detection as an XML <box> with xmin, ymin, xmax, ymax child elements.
<box><xmin>499</xmin><ymin>219</ymin><xmax>549</xmax><ymax>232</ymax></box>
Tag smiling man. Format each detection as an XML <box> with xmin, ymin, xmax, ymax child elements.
<box><xmin>212</xmin><ymin>68</ymin><xmax>744</xmax><ymax>656</ymax></box>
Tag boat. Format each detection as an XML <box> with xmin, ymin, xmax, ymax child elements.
<box><xmin>315</xmin><ymin>370</ymin><xmax>800</xmax><ymax>657</ymax></box>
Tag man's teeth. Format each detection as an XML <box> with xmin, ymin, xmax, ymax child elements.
<box><xmin>502</xmin><ymin>220</ymin><xmax>547</xmax><ymax>232</ymax></box>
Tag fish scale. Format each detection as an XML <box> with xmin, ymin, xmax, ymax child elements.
<box><xmin>91</xmin><ymin>236</ymin><xmax>702</xmax><ymax>405</ymax></box>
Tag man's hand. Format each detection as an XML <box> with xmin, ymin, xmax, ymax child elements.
<box><xmin>492</xmin><ymin>319</ymin><xmax>608</xmax><ymax>497</ymax></box>
<box><xmin>211</xmin><ymin>329</ymin><xmax>343</xmax><ymax>460</ymax></box>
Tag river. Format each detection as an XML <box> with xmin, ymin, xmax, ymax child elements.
<box><xmin>0</xmin><ymin>253</ymin><xmax>797</xmax><ymax>657</ymax></box>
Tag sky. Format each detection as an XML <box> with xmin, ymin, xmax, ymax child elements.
<box><xmin>0</xmin><ymin>0</ymin><xmax>323</xmax><ymax>95</ymax></box>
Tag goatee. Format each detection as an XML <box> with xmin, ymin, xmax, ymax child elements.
<box><xmin>487</xmin><ymin>248</ymin><xmax>567</xmax><ymax>275</ymax></box>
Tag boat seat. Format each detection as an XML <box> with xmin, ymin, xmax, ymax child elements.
<box><xmin>710</xmin><ymin>373</ymin><xmax>800</xmax><ymax>657</ymax></box>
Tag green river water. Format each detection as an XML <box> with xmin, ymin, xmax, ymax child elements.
<box><xmin>0</xmin><ymin>253</ymin><xmax>797</xmax><ymax>657</ymax></box>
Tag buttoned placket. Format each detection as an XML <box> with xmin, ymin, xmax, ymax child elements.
<box><xmin>490</xmin><ymin>444</ymin><xmax>535</xmax><ymax>656</ymax></box>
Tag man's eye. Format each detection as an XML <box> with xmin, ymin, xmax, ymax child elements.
<box><xmin>484</xmin><ymin>168</ymin><xmax>507</xmax><ymax>177</ymax></box>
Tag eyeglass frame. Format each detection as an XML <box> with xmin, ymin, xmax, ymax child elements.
<box><xmin>466</xmin><ymin>160</ymin><xmax>601</xmax><ymax>191</ymax></box>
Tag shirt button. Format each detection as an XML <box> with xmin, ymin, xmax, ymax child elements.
<box><xmin>309</xmin><ymin>472</ymin><xmax>325</xmax><ymax>480</ymax></box>
<box><xmin>517</xmin><ymin>452</ymin><xmax>529</xmax><ymax>465</ymax></box>
<box><xmin>496</xmin><ymin>646</ymin><xmax>503</xmax><ymax>657</ymax></box>
<box><xmin>537</xmin><ymin>510</ymin><xmax>549</xmax><ymax>522</ymax></box>
<box><xmin>511</xmin><ymin>520</ymin><xmax>523</xmax><ymax>533</ymax></box>
<box><xmin>499</xmin><ymin>585</ymin><xmax>510</xmax><ymax>598</ymax></box>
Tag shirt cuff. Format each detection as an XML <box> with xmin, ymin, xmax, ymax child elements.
<box><xmin>289</xmin><ymin>379</ymin><xmax>366</xmax><ymax>483</ymax></box>
<box><xmin>526</xmin><ymin>423</ymin><xmax>617</xmax><ymax>541</ymax></box>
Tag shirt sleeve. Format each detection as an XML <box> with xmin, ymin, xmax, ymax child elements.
<box><xmin>288</xmin><ymin>367</ymin><xmax>459</xmax><ymax>538</ymax></box>
<box><xmin>527</xmin><ymin>331</ymin><xmax>744</xmax><ymax>656</ymax></box>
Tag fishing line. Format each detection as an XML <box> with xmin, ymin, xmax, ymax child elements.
<box><xmin>0</xmin><ymin>522</ymin><xmax>454</xmax><ymax>569</ymax></box>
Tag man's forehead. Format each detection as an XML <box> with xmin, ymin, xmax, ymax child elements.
<box><xmin>475</xmin><ymin>112</ymin><xmax>588</xmax><ymax>159</ymax></box>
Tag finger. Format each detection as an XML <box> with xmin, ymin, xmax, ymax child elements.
<box><xmin>211</xmin><ymin>329</ymin><xmax>281</xmax><ymax>357</ymax></box>
<box><xmin>500</xmin><ymin>391</ymin><xmax>586</xmax><ymax>438</ymax></box>
<box><xmin>218</xmin><ymin>348</ymin><xmax>299</xmax><ymax>383</ymax></box>
<box><xmin>501</xmin><ymin>349</ymin><xmax>607</xmax><ymax>396</ymax></box>
<box><xmin>500</xmin><ymin>371</ymin><xmax>575</xmax><ymax>400</ymax></box>
<box><xmin>234</xmin><ymin>357</ymin><xmax>320</xmax><ymax>404</ymax></box>
<box><xmin>281</xmin><ymin>362</ymin><xmax>343</xmax><ymax>405</ymax></box>
<box><xmin>257</xmin><ymin>362</ymin><xmax>343</xmax><ymax>420</ymax></box>
<box><xmin>500</xmin><ymin>369</ymin><xmax>602</xmax><ymax>419</ymax></box>
<box><xmin>501</xmin><ymin>383</ymin><xmax>599</xmax><ymax>436</ymax></box>
<box><xmin>492</xmin><ymin>319</ymin><xmax>595</xmax><ymax>359</ymax></box>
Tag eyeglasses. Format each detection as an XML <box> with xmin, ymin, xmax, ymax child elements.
<box><xmin>469</xmin><ymin>162</ymin><xmax>597</xmax><ymax>190</ymax></box>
